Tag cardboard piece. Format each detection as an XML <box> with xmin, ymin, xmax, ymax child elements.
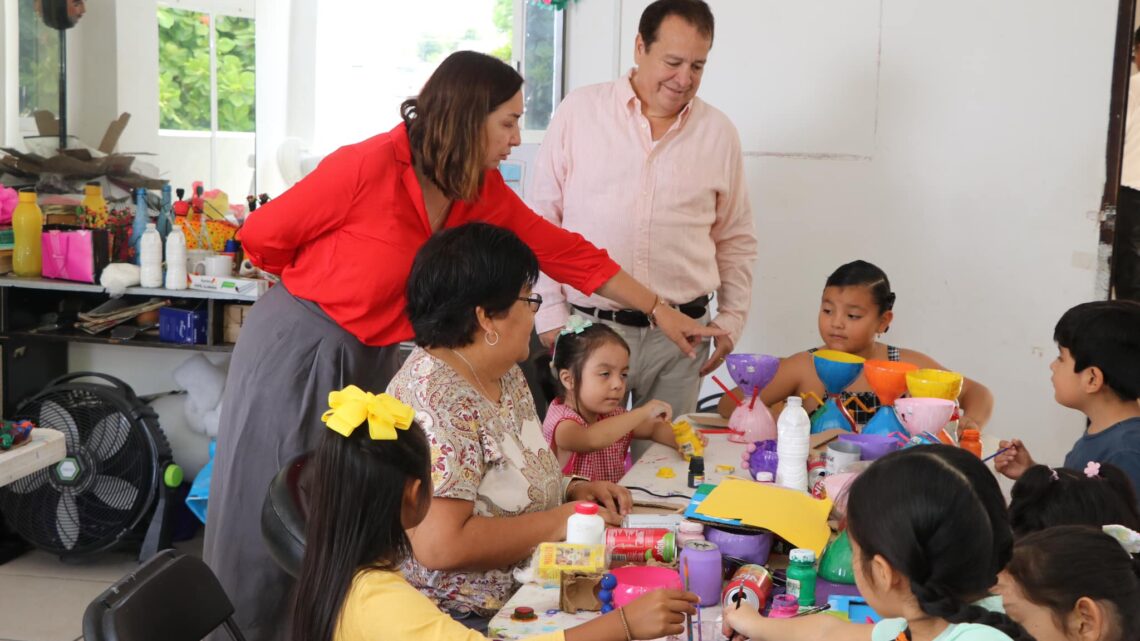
<box><xmin>694</xmin><ymin>477</ymin><xmax>833</xmax><ymax>556</ymax></box>
<box><xmin>559</xmin><ymin>573</ymin><xmax>603</xmax><ymax>614</ymax></box>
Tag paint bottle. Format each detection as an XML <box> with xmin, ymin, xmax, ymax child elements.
<box><xmin>960</xmin><ymin>429</ymin><xmax>982</xmax><ymax>458</ymax></box>
<box><xmin>687</xmin><ymin>455</ymin><xmax>705</xmax><ymax>488</ymax></box>
<box><xmin>786</xmin><ymin>548</ymin><xmax>817</xmax><ymax>607</ymax></box>
<box><xmin>768</xmin><ymin>593</ymin><xmax>800</xmax><ymax>618</ymax></box>
<box><xmin>130</xmin><ymin>188</ymin><xmax>150</xmax><ymax>263</ymax></box>
<box><xmin>672</xmin><ymin>420</ymin><xmax>704</xmax><ymax>461</ymax></box>
<box><xmin>566</xmin><ymin>502</ymin><xmax>605</xmax><ymax>546</ymax></box>
<box><xmin>12</xmin><ymin>190</ymin><xmax>43</xmax><ymax>277</ymax></box>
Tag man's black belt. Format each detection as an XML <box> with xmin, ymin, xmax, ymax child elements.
<box><xmin>572</xmin><ymin>295</ymin><xmax>710</xmax><ymax>328</ymax></box>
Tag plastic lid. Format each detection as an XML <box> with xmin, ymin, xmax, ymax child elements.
<box><xmin>688</xmin><ymin>456</ymin><xmax>704</xmax><ymax>471</ymax></box>
<box><xmin>790</xmin><ymin>548</ymin><xmax>816</xmax><ymax>563</ymax></box>
<box><xmin>575</xmin><ymin>502</ymin><xmax>599</xmax><ymax>516</ymax></box>
<box><xmin>18</xmin><ymin>190</ymin><xmax>37</xmax><ymax>201</ymax></box>
<box><xmin>961</xmin><ymin>429</ymin><xmax>980</xmax><ymax>440</ymax></box>
<box><xmin>756</xmin><ymin>471</ymin><xmax>774</xmax><ymax>482</ymax></box>
<box><xmin>786</xmin><ymin>396</ymin><xmax>803</xmax><ymax>407</ymax></box>
<box><xmin>146</xmin><ymin>223</ymin><xmax>157</xmax><ymax>230</ymax></box>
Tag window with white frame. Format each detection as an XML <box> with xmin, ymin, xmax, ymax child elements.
<box><xmin>310</xmin><ymin>0</ymin><xmax>563</xmax><ymax>154</ymax></box>
<box><xmin>17</xmin><ymin>0</ymin><xmax>61</xmax><ymax>133</ymax></box>
<box><xmin>157</xmin><ymin>6</ymin><xmax>255</xmax><ymax>133</ymax></box>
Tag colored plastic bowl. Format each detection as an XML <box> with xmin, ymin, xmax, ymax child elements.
<box><xmin>863</xmin><ymin>360</ymin><xmax>919</xmax><ymax>405</ymax></box>
<box><xmin>705</xmin><ymin>526</ymin><xmax>774</xmax><ymax>566</ymax></box>
<box><xmin>812</xmin><ymin>350</ymin><xmax>866</xmax><ymax>394</ymax></box>
<box><xmin>894</xmin><ymin>397</ymin><xmax>956</xmax><ymax>436</ymax></box>
<box><xmin>610</xmin><ymin>565</ymin><xmax>684</xmax><ymax>608</ymax></box>
<box><xmin>726</xmin><ymin>354</ymin><xmax>780</xmax><ymax>392</ymax></box>
<box><xmin>837</xmin><ymin>433</ymin><xmax>899</xmax><ymax>460</ymax></box>
<box><xmin>905</xmin><ymin>369</ymin><xmax>963</xmax><ymax>401</ymax></box>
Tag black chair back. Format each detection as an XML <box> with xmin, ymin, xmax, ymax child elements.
<box><xmin>260</xmin><ymin>453</ymin><xmax>310</xmax><ymax>577</ymax></box>
<box><xmin>82</xmin><ymin>549</ymin><xmax>246</xmax><ymax>641</ymax></box>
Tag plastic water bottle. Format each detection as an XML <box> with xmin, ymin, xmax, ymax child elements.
<box><xmin>164</xmin><ymin>225</ymin><xmax>188</xmax><ymax>290</ymax></box>
<box><xmin>565</xmin><ymin>502</ymin><xmax>605</xmax><ymax>545</ymax></box>
<box><xmin>130</xmin><ymin>188</ymin><xmax>150</xmax><ymax>264</ymax></box>
<box><xmin>12</xmin><ymin>190</ymin><xmax>43</xmax><ymax>277</ymax></box>
<box><xmin>776</xmin><ymin>396</ymin><xmax>811</xmax><ymax>492</ymax></box>
<box><xmin>139</xmin><ymin>223</ymin><xmax>163</xmax><ymax>288</ymax></box>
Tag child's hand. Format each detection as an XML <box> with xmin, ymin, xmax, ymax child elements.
<box><xmin>994</xmin><ymin>439</ymin><xmax>1034</xmax><ymax>480</ymax></box>
<box><xmin>723</xmin><ymin>603</ymin><xmax>766</xmax><ymax>640</ymax></box>
<box><xmin>621</xmin><ymin>588</ymin><xmax>698</xmax><ymax>639</ymax></box>
<box><xmin>640</xmin><ymin>399</ymin><xmax>673</xmax><ymax>425</ymax></box>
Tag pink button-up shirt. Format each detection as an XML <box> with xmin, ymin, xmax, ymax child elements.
<box><xmin>530</xmin><ymin>72</ymin><xmax>757</xmax><ymax>343</ymax></box>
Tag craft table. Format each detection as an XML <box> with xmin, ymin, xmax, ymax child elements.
<box><xmin>488</xmin><ymin>417</ymin><xmax>1006</xmax><ymax>640</ymax></box>
<box><xmin>489</xmin><ymin>418</ymin><xmax>747</xmax><ymax>640</ymax></box>
<box><xmin>0</xmin><ymin>428</ymin><xmax>65</xmax><ymax>487</ymax></box>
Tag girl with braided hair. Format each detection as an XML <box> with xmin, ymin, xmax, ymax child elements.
<box><xmin>724</xmin><ymin>445</ymin><xmax>1031</xmax><ymax>641</ymax></box>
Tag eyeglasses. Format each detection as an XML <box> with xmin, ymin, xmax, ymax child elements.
<box><xmin>518</xmin><ymin>294</ymin><xmax>543</xmax><ymax>312</ymax></box>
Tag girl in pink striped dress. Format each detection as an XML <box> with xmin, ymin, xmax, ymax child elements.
<box><xmin>542</xmin><ymin>318</ymin><xmax>680</xmax><ymax>483</ymax></box>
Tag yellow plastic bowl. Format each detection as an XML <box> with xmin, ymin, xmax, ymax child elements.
<box><xmin>812</xmin><ymin>349</ymin><xmax>866</xmax><ymax>365</ymax></box>
<box><xmin>905</xmin><ymin>369</ymin><xmax>963</xmax><ymax>400</ymax></box>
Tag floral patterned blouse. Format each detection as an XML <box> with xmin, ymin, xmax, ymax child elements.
<box><xmin>387</xmin><ymin>347</ymin><xmax>563</xmax><ymax>617</ymax></box>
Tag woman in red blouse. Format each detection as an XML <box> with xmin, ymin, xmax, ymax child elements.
<box><xmin>203</xmin><ymin>51</ymin><xmax>722</xmax><ymax>641</ymax></box>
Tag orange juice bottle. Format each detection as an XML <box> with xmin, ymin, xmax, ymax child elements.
<box><xmin>13</xmin><ymin>189</ymin><xmax>43</xmax><ymax>277</ymax></box>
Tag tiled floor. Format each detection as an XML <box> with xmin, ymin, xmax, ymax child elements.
<box><xmin>0</xmin><ymin>534</ymin><xmax>204</xmax><ymax>641</ymax></box>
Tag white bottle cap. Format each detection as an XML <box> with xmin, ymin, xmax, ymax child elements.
<box><xmin>785</xmin><ymin>396</ymin><xmax>803</xmax><ymax>407</ymax></box>
<box><xmin>756</xmin><ymin>472</ymin><xmax>774</xmax><ymax>482</ymax></box>
<box><xmin>146</xmin><ymin>222</ymin><xmax>157</xmax><ymax>230</ymax></box>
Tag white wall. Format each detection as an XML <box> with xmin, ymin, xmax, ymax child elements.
<box><xmin>33</xmin><ymin>0</ymin><xmax>1122</xmax><ymax>478</ymax></box>
<box><xmin>560</xmin><ymin>0</ymin><xmax>1116</xmax><ymax>468</ymax></box>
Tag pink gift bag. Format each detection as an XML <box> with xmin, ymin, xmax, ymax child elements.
<box><xmin>41</xmin><ymin>227</ymin><xmax>111</xmax><ymax>283</ymax></box>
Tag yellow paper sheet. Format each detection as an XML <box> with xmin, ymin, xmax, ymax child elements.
<box><xmin>695</xmin><ymin>478</ymin><xmax>833</xmax><ymax>556</ymax></box>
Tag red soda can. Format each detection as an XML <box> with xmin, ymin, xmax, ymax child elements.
<box><xmin>605</xmin><ymin>528</ymin><xmax>677</xmax><ymax>565</ymax></box>
<box><xmin>721</xmin><ymin>563</ymin><xmax>774</xmax><ymax>611</ymax></box>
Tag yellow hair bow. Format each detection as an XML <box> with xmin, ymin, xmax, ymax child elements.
<box><xmin>321</xmin><ymin>385</ymin><xmax>415</xmax><ymax>441</ymax></box>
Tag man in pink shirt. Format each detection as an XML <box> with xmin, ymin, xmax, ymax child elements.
<box><xmin>531</xmin><ymin>0</ymin><xmax>757</xmax><ymax>419</ymax></box>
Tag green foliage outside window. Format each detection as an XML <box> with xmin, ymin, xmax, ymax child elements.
<box><xmin>18</xmin><ymin>0</ymin><xmax>60</xmax><ymax>118</ymax></box>
<box><xmin>158</xmin><ymin>8</ymin><xmax>255</xmax><ymax>132</ymax></box>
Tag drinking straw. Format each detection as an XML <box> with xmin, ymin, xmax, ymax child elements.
<box><xmin>749</xmin><ymin>386</ymin><xmax>759</xmax><ymax>410</ymax></box>
<box><xmin>712</xmin><ymin>376</ymin><xmax>743</xmax><ymax>406</ymax></box>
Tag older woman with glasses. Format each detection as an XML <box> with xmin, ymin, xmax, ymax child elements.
<box><xmin>389</xmin><ymin>223</ymin><xmax>633</xmax><ymax>629</ymax></box>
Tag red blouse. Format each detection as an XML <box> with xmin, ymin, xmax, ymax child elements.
<box><xmin>240</xmin><ymin>123</ymin><xmax>620</xmax><ymax>347</ymax></box>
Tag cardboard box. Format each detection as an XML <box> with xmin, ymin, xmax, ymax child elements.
<box><xmin>189</xmin><ymin>274</ymin><xmax>269</xmax><ymax>299</ymax></box>
<box><xmin>159</xmin><ymin>306</ymin><xmax>207</xmax><ymax>345</ymax></box>
<box><xmin>223</xmin><ymin>303</ymin><xmax>253</xmax><ymax>343</ymax></box>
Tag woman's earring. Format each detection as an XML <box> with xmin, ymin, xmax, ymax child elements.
<box><xmin>485</xmin><ymin>330</ymin><xmax>500</xmax><ymax>347</ymax></box>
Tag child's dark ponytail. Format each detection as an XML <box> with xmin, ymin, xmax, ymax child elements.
<box><xmin>1009</xmin><ymin>463</ymin><xmax>1140</xmax><ymax>537</ymax></box>
<box><xmin>846</xmin><ymin>445</ymin><xmax>1033</xmax><ymax>641</ymax></box>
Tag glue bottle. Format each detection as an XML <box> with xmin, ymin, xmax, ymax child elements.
<box><xmin>164</xmin><ymin>225</ymin><xmax>188</xmax><ymax>290</ymax></box>
<box><xmin>139</xmin><ymin>223</ymin><xmax>163</xmax><ymax>288</ymax></box>
<box><xmin>776</xmin><ymin>396</ymin><xmax>811</xmax><ymax>492</ymax></box>
<box><xmin>565</xmin><ymin>502</ymin><xmax>605</xmax><ymax>546</ymax></box>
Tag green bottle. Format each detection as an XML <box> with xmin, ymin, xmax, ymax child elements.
<box><xmin>786</xmin><ymin>548</ymin><xmax>817</xmax><ymax>607</ymax></box>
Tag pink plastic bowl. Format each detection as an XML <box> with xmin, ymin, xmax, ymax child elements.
<box><xmin>610</xmin><ymin>565</ymin><xmax>684</xmax><ymax>608</ymax></box>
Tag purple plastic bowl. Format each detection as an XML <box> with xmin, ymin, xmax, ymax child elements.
<box><xmin>838</xmin><ymin>433</ymin><xmax>899</xmax><ymax>460</ymax></box>
<box><xmin>726</xmin><ymin>354</ymin><xmax>780</xmax><ymax>392</ymax></box>
<box><xmin>744</xmin><ymin>440</ymin><xmax>779</xmax><ymax>479</ymax></box>
<box><xmin>706</xmin><ymin>526</ymin><xmax>773</xmax><ymax>566</ymax></box>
